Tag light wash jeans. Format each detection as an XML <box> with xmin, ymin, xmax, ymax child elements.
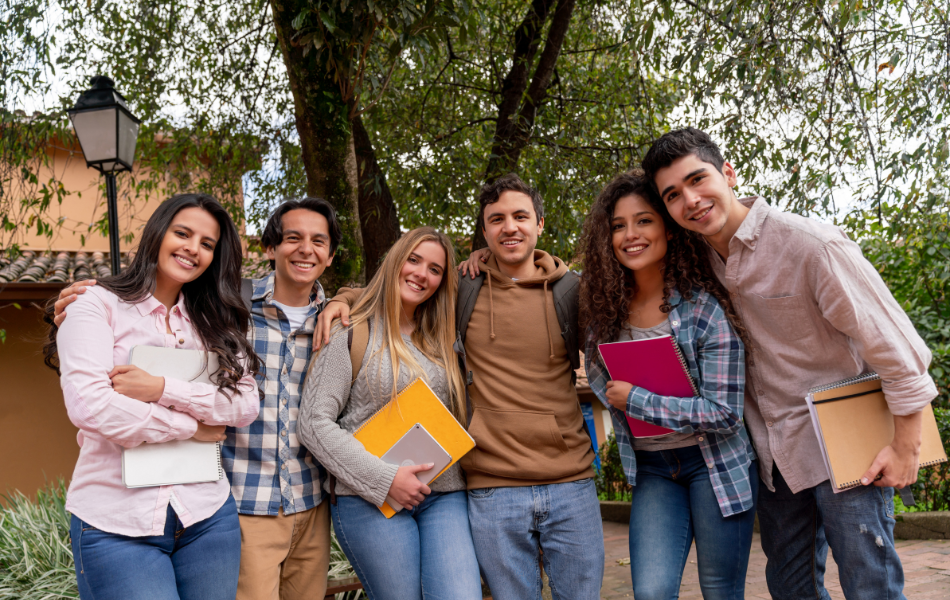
<box><xmin>628</xmin><ymin>446</ymin><xmax>758</xmax><ymax>600</ymax></box>
<box><xmin>467</xmin><ymin>478</ymin><xmax>605</xmax><ymax>600</ymax></box>
<box><xmin>758</xmin><ymin>464</ymin><xmax>906</xmax><ymax>600</ymax></box>
<box><xmin>70</xmin><ymin>495</ymin><xmax>241</xmax><ymax>600</ymax></box>
<box><xmin>331</xmin><ymin>490</ymin><xmax>481</xmax><ymax>600</ymax></box>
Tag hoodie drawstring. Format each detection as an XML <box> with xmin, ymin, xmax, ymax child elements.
<box><xmin>487</xmin><ymin>274</ymin><xmax>496</xmax><ymax>340</ymax></box>
<box><xmin>543</xmin><ymin>280</ymin><xmax>555</xmax><ymax>359</ymax></box>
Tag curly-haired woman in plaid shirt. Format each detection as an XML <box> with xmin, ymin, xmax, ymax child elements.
<box><xmin>579</xmin><ymin>171</ymin><xmax>757</xmax><ymax>600</ymax></box>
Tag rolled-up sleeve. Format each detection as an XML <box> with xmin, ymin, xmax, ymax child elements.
<box><xmin>57</xmin><ymin>292</ymin><xmax>198</xmax><ymax>448</ymax></box>
<box><xmin>812</xmin><ymin>237</ymin><xmax>937</xmax><ymax>415</ymax></box>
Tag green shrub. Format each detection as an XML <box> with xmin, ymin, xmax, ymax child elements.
<box><xmin>595</xmin><ymin>432</ymin><xmax>632</xmax><ymax>502</ymax></box>
<box><xmin>0</xmin><ymin>480</ymin><xmax>362</xmax><ymax>600</ymax></box>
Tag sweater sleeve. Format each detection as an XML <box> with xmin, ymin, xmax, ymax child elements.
<box><xmin>297</xmin><ymin>328</ymin><xmax>399</xmax><ymax>507</ymax></box>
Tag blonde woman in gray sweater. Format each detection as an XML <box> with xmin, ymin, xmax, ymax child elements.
<box><xmin>298</xmin><ymin>227</ymin><xmax>480</xmax><ymax>600</ymax></box>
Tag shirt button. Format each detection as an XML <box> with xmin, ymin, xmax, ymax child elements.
<box><xmin>169</xmin><ymin>404</ymin><xmax>176</xmax><ymax>409</ymax></box>
<box><xmin>178</xmin><ymin>339</ymin><xmax>185</xmax><ymax>345</ymax></box>
<box><xmin>697</xmin><ymin>436</ymin><xmax>704</xmax><ymax>442</ymax></box>
<box><xmin>281</xmin><ymin>430</ymin><xmax>288</xmax><ymax>437</ymax></box>
<box><xmin>281</xmin><ymin>398</ymin><xmax>288</xmax><ymax>405</ymax></box>
<box><xmin>671</xmin><ymin>321</ymin><xmax>680</xmax><ymax>327</ymax></box>
<box><xmin>282</xmin><ymin>366</ymin><xmax>287</xmax><ymax>375</ymax></box>
<box><xmin>281</xmin><ymin>464</ymin><xmax>288</xmax><ymax>470</ymax></box>
<box><xmin>767</xmin><ymin>421</ymin><xmax>774</xmax><ymax>427</ymax></box>
<box><xmin>707</xmin><ymin>463</ymin><xmax>714</xmax><ymax>468</ymax></box>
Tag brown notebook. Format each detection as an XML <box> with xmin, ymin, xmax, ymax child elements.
<box><xmin>807</xmin><ymin>373</ymin><xmax>947</xmax><ymax>492</ymax></box>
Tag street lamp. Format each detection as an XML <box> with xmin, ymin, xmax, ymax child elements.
<box><xmin>67</xmin><ymin>75</ymin><xmax>141</xmax><ymax>275</ymax></box>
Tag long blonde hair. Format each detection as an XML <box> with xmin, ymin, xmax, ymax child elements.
<box><xmin>348</xmin><ymin>227</ymin><xmax>466</xmax><ymax>421</ymax></box>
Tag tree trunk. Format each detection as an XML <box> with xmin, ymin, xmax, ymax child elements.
<box><xmin>270</xmin><ymin>0</ymin><xmax>364</xmax><ymax>293</ymax></box>
<box><xmin>352</xmin><ymin>113</ymin><xmax>401</xmax><ymax>281</ymax></box>
<box><xmin>473</xmin><ymin>0</ymin><xmax>577</xmax><ymax>249</ymax></box>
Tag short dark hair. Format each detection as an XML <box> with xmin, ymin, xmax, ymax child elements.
<box><xmin>260</xmin><ymin>197</ymin><xmax>342</xmax><ymax>268</ymax></box>
<box><xmin>477</xmin><ymin>173</ymin><xmax>544</xmax><ymax>229</ymax></box>
<box><xmin>642</xmin><ymin>128</ymin><xmax>726</xmax><ymax>187</ymax></box>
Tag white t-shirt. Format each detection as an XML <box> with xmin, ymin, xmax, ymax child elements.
<box><xmin>271</xmin><ymin>300</ymin><xmax>311</xmax><ymax>332</ymax></box>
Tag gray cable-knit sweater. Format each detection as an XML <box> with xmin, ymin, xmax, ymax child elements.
<box><xmin>297</xmin><ymin>320</ymin><xmax>466</xmax><ymax>507</ymax></box>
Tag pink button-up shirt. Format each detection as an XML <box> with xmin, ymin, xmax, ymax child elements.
<box><xmin>57</xmin><ymin>285</ymin><xmax>259</xmax><ymax>536</ymax></box>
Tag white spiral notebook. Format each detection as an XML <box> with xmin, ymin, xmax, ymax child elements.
<box><xmin>122</xmin><ymin>346</ymin><xmax>225</xmax><ymax>488</ymax></box>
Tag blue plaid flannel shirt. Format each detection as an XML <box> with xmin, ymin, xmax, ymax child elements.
<box><xmin>222</xmin><ymin>273</ymin><xmax>326</xmax><ymax>515</ymax></box>
<box><xmin>585</xmin><ymin>287</ymin><xmax>756</xmax><ymax>517</ymax></box>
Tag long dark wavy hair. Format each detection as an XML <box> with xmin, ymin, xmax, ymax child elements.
<box><xmin>44</xmin><ymin>194</ymin><xmax>261</xmax><ymax>395</ymax></box>
<box><xmin>577</xmin><ymin>170</ymin><xmax>749</xmax><ymax>354</ymax></box>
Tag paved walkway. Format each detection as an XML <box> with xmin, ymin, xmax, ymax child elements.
<box><xmin>600</xmin><ymin>520</ymin><xmax>950</xmax><ymax>599</ymax></box>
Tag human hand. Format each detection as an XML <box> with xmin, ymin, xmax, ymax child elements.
<box><xmin>52</xmin><ymin>279</ymin><xmax>97</xmax><ymax>327</ymax></box>
<box><xmin>109</xmin><ymin>365</ymin><xmax>165</xmax><ymax>403</ymax></box>
<box><xmin>313</xmin><ymin>301</ymin><xmax>350</xmax><ymax>351</ymax></box>
<box><xmin>458</xmin><ymin>248</ymin><xmax>492</xmax><ymax>278</ymax></box>
<box><xmin>192</xmin><ymin>422</ymin><xmax>227</xmax><ymax>442</ymax></box>
<box><xmin>387</xmin><ymin>463</ymin><xmax>434</xmax><ymax>510</ymax></box>
<box><xmin>862</xmin><ymin>412</ymin><xmax>922</xmax><ymax>488</ymax></box>
<box><xmin>605</xmin><ymin>380</ymin><xmax>634</xmax><ymax>411</ymax></box>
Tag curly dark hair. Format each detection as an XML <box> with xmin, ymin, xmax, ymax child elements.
<box><xmin>577</xmin><ymin>170</ymin><xmax>749</xmax><ymax>353</ymax></box>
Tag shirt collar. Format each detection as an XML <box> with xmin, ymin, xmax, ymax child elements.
<box><xmin>731</xmin><ymin>196</ymin><xmax>771</xmax><ymax>251</ymax></box>
<box><xmin>253</xmin><ymin>271</ymin><xmax>326</xmax><ymax>309</ymax></box>
<box><xmin>133</xmin><ymin>292</ymin><xmax>190</xmax><ymax>321</ymax></box>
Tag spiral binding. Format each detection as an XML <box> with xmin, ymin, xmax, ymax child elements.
<box><xmin>666</xmin><ymin>336</ymin><xmax>699</xmax><ymax>396</ymax></box>
<box><xmin>215</xmin><ymin>441</ymin><xmax>224</xmax><ymax>479</ymax></box>
<box><xmin>809</xmin><ymin>372</ymin><xmax>880</xmax><ymax>395</ymax></box>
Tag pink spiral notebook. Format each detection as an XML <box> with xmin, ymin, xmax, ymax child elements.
<box><xmin>598</xmin><ymin>335</ymin><xmax>699</xmax><ymax>438</ymax></box>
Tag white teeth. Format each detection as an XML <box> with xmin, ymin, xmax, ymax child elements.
<box><xmin>625</xmin><ymin>245</ymin><xmax>647</xmax><ymax>253</ymax></box>
<box><xmin>692</xmin><ymin>207</ymin><xmax>713</xmax><ymax>220</ymax></box>
<box><xmin>174</xmin><ymin>255</ymin><xmax>196</xmax><ymax>267</ymax></box>
<box><xmin>406</xmin><ymin>281</ymin><xmax>424</xmax><ymax>292</ymax></box>
<box><xmin>502</xmin><ymin>240</ymin><xmax>520</xmax><ymax>246</ymax></box>
<box><xmin>292</xmin><ymin>262</ymin><xmax>314</xmax><ymax>268</ymax></box>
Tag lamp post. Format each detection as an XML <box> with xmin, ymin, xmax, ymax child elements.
<box><xmin>67</xmin><ymin>76</ymin><xmax>141</xmax><ymax>275</ymax></box>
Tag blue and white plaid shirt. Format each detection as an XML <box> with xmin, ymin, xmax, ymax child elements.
<box><xmin>222</xmin><ymin>273</ymin><xmax>326</xmax><ymax>515</ymax></box>
<box><xmin>585</xmin><ymin>287</ymin><xmax>756</xmax><ymax>517</ymax></box>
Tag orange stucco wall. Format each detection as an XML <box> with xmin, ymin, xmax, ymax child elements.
<box><xmin>0</xmin><ymin>304</ymin><xmax>79</xmax><ymax>499</ymax></box>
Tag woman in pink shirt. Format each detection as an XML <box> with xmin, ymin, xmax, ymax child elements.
<box><xmin>45</xmin><ymin>193</ymin><xmax>261</xmax><ymax>600</ymax></box>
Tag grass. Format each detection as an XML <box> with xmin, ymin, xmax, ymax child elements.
<box><xmin>0</xmin><ymin>480</ymin><xmax>362</xmax><ymax>600</ymax></box>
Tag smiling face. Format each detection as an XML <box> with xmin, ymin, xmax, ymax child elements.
<box><xmin>399</xmin><ymin>240</ymin><xmax>446</xmax><ymax>315</ymax></box>
<box><xmin>654</xmin><ymin>153</ymin><xmax>740</xmax><ymax>239</ymax></box>
<box><xmin>611</xmin><ymin>194</ymin><xmax>670</xmax><ymax>273</ymax></box>
<box><xmin>482</xmin><ymin>190</ymin><xmax>544</xmax><ymax>270</ymax></box>
<box><xmin>266</xmin><ymin>208</ymin><xmax>335</xmax><ymax>292</ymax></box>
<box><xmin>155</xmin><ymin>206</ymin><xmax>220</xmax><ymax>291</ymax></box>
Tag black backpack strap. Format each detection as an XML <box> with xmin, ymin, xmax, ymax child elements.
<box><xmin>454</xmin><ymin>274</ymin><xmax>484</xmax><ymax>426</ymax></box>
<box><xmin>240</xmin><ymin>278</ymin><xmax>253</xmax><ymax>313</ymax></box>
<box><xmin>551</xmin><ymin>270</ymin><xmax>580</xmax><ymax>385</ymax></box>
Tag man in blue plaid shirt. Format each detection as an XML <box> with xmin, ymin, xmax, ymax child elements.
<box><xmin>223</xmin><ymin>198</ymin><xmax>340</xmax><ymax>600</ymax></box>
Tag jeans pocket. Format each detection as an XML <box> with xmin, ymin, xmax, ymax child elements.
<box><xmin>468</xmin><ymin>487</ymin><xmax>495</xmax><ymax>498</ymax></box>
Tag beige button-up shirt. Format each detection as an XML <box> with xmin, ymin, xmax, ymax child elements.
<box><xmin>709</xmin><ymin>197</ymin><xmax>937</xmax><ymax>493</ymax></box>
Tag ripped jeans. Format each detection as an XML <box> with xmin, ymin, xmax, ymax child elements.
<box><xmin>758</xmin><ymin>464</ymin><xmax>905</xmax><ymax>600</ymax></box>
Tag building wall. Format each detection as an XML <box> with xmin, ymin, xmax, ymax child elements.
<box><xmin>0</xmin><ymin>303</ymin><xmax>79</xmax><ymax>499</ymax></box>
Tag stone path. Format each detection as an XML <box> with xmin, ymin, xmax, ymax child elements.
<box><xmin>600</xmin><ymin>520</ymin><xmax>950</xmax><ymax>599</ymax></box>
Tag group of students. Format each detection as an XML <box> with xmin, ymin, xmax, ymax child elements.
<box><xmin>46</xmin><ymin>127</ymin><xmax>934</xmax><ymax>600</ymax></box>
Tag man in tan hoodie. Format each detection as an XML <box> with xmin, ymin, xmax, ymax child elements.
<box><xmin>316</xmin><ymin>174</ymin><xmax>604</xmax><ymax>599</ymax></box>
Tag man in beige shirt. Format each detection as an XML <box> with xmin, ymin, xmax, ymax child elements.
<box><xmin>642</xmin><ymin>128</ymin><xmax>935</xmax><ymax>600</ymax></box>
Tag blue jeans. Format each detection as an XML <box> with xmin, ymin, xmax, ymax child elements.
<box><xmin>467</xmin><ymin>478</ymin><xmax>605</xmax><ymax>600</ymax></box>
<box><xmin>70</xmin><ymin>495</ymin><xmax>241</xmax><ymax>600</ymax></box>
<box><xmin>331</xmin><ymin>491</ymin><xmax>481</xmax><ymax>600</ymax></box>
<box><xmin>628</xmin><ymin>446</ymin><xmax>757</xmax><ymax>600</ymax></box>
<box><xmin>758</xmin><ymin>464</ymin><xmax>906</xmax><ymax>600</ymax></box>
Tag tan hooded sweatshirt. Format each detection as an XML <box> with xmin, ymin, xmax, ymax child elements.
<box><xmin>460</xmin><ymin>250</ymin><xmax>595</xmax><ymax>489</ymax></box>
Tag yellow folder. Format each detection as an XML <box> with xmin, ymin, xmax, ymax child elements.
<box><xmin>353</xmin><ymin>378</ymin><xmax>475</xmax><ymax>517</ymax></box>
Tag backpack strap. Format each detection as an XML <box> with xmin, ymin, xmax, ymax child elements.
<box><xmin>348</xmin><ymin>320</ymin><xmax>370</xmax><ymax>385</ymax></box>
<box><xmin>240</xmin><ymin>278</ymin><xmax>253</xmax><ymax>313</ymax></box>
<box><xmin>454</xmin><ymin>274</ymin><xmax>484</xmax><ymax>425</ymax></box>
<box><xmin>551</xmin><ymin>271</ymin><xmax>580</xmax><ymax>385</ymax></box>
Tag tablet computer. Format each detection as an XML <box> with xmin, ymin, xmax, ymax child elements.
<box><xmin>381</xmin><ymin>423</ymin><xmax>452</xmax><ymax>512</ymax></box>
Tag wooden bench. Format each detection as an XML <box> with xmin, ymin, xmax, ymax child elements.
<box><xmin>324</xmin><ymin>576</ymin><xmax>363</xmax><ymax>599</ymax></box>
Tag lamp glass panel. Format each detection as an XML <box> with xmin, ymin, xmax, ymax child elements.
<box><xmin>71</xmin><ymin>108</ymin><xmax>118</xmax><ymax>163</ymax></box>
<box><xmin>117</xmin><ymin>110</ymin><xmax>140</xmax><ymax>167</ymax></box>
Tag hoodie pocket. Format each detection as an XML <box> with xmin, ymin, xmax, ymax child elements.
<box><xmin>466</xmin><ymin>408</ymin><xmax>576</xmax><ymax>480</ymax></box>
